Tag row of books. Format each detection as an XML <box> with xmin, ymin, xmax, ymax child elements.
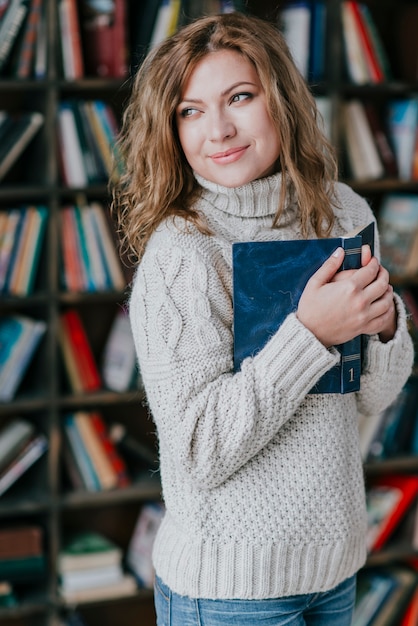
<box><xmin>0</xmin><ymin>0</ymin><xmax>47</xmax><ymax>79</ymax></box>
<box><xmin>0</xmin><ymin>205</ymin><xmax>47</xmax><ymax>296</ymax></box>
<box><xmin>0</xmin><ymin>418</ymin><xmax>47</xmax><ymax>496</ymax></box>
<box><xmin>279</xmin><ymin>0</ymin><xmax>327</xmax><ymax>83</ymax></box>
<box><xmin>57</xmin><ymin>99</ymin><xmax>121</xmax><ymax>188</ymax></box>
<box><xmin>63</xmin><ymin>411</ymin><xmax>131</xmax><ymax>492</ymax></box>
<box><xmin>341</xmin><ymin>0</ymin><xmax>391</xmax><ymax>85</ymax></box>
<box><xmin>353</xmin><ymin>564</ymin><xmax>418</xmax><ymax>626</ymax></box>
<box><xmin>0</xmin><ymin>502</ymin><xmax>164</xmax><ymax>606</ymax></box>
<box><xmin>58</xmin><ymin>307</ymin><xmax>139</xmax><ymax>395</ymax></box>
<box><xmin>342</xmin><ymin>98</ymin><xmax>418</xmax><ymax>184</ymax></box>
<box><xmin>60</xmin><ymin>202</ymin><xmax>125</xmax><ymax>293</ymax></box>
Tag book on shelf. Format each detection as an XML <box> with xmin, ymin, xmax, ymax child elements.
<box><xmin>0</xmin><ymin>432</ymin><xmax>48</xmax><ymax>496</ymax></box>
<box><xmin>63</xmin><ymin>411</ymin><xmax>130</xmax><ymax>492</ymax></box>
<box><xmin>102</xmin><ymin>308</ymin><xmax>138</xmax><ymax>392</ymax></box>
<box><xmin>2</xmin><ymin>205</ymin><xmax>47</xmax><ymax>296</ymax></box>
<box><xmin>59</xmin><ymin>531</ymin><xmax>136</xmax><ymax>603</ymax></box>
<box><xmin>341</xmin><ymin>1</ymin><xmax>388</xmax><ymax>85</ymax></box>
<box><xmin>363</xmin><ymin>102</ymin><xmax>398</xmax><ymax>179</ymax></box>
<box><xmin>63</xmin><ymin>414</ymin><xmax>102</xmax><ymax>492</ymax></box>
<box><xmin>387</xmin><ymin>99</ymin><xmax>418</xmax><ymax>181</ymax></box>
<box><xmin>232</xmin><ymin>221</ymin><xmax>374</xmax><ymax>394</ymax></box>
<box><xmin>0</xmin><ymin>581</ymin><xmax>17</xmax><ymax>608</ymax></box>
<box><xmin>0</xmin><ymin>314</ymin><xmax>46</xmax><ymax>402</ymax></box>
<box><xmin>14</xmin><ymin>0</ymin><xmax>43</xmax><ymax>78</ymax></box>
<box><xmin>0</xmin><ymin>525</ymin><xmax>43</xmax><ymax>560</ymax></box>
<box><xmin>308</xmin><ymin>0</ymin><xmax>326</xmax><ymax>82</ymax></box>
<box><xmin>0</xmin><ymin>0</ymin><xmax>30</xmax><ymax>74</ymax></box>
<box><xmin>57</xmin><ymin>102</ymin><xmax>89</xmax><ymax>188</ymax></box>
<box><xmin>0</xmin><ymin>111</ymin><xmax>44</xmax><ymax>181</ymax></box>
<box><xmin>343</xmin><ymin>99</ymin><xmax>385</xmax><ymax>181</ymax></box>
<box><xmin>378</xmin><ymin>193</ymin><xmax>418</xmax><ymax>279</ymax></box>
<box><xmin>362</xmin><ymin>379</ymin><xmax>418</xmax><ymax>461</ymax></box>
<box><xmin>149</xmin><ymin>0</ymin><xmax>181</xmax><ymax>50</ymax></box>
<box><xmin>353</xmin><ymin>566</ymin><xmax>418</xmax><ymax>626</ymax></box>
<box><xmin>280</xmin><ymin>0</ymin><xmax>311</xmax><ymax>80</ymax></box>
<box><xmin>126</xmin><ymin>501</ymin><xmax>165</xmax><ymax>588</ymax></box>
<box><xmin>401</xmin><ymin>586</ymin><xmax>418</xmax><ymax>626</ymax></box>
<box><xmin>58</xmin><ymin>0</ymin><xmax>84</xmax><ymax>79</ymax></box>
<box><xmin>0</xmin><ymin>418</ymin><xmax>35</xmax><ymax>474</ymax></box>
<box><xmin>58</xmin><ymin>308</ymin><xmax>102</xmax><ymax>393</ymax></box>
<box><xmin>79</xmin><ymin>0</ymin><xmax>128</xmax><ymax>77</ymax></box>
<box><xmin>366</xmin><ymin>474</ymin><xmax>418</xmax><ymax>553</ymax></box>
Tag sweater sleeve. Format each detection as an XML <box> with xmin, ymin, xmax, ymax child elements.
<box><xmin>129</xmin><ymin>241</ymin><xmax>339</xmax><ymax>490</ymax></box>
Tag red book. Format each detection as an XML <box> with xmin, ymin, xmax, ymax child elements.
<box><xmin>80</xmin><ymin>0</ymin><xmax>127</xmax><ymax>78</ymax></box>
<box><xmin>61</xmin><ymin>309</ymin><xmax>101</xmax><ymax>392</ymax></box>
<box><xmin>89</xmin><ymin>412</ymin><xmax>130</xmax><ymax>487</ymax></box>
<box><xmin>366</xmin><ymin>474</ymin><xmax>418</xmax><ymax>552</ymax></box>
<box><xmin>401</xmin><ymin>587</ymin><xmax>418</xmax><ymax>626</ymax></box>
<box><xmin>347</xmin><ymin>1</ymin><xmax>384</xmax><ymax>83</ymax></box>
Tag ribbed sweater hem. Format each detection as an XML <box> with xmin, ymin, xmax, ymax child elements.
<box><xmin>152</xmin><ymin>516</ymin><xmax>367</xmax><ymax>600</ymax></box>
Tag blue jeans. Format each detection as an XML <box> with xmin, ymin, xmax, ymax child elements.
<box><xmin>154</xmin><ymin>573</ymin><xmax>357</xmax><ymax>626</ymax></box>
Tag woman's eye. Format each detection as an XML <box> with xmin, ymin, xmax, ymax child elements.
<box><xmin>180</xmin><ymin>107</ymin><xmax>198</xmax><ymax>118</ymax></box>
<box><xmin>231</xmin><ymin>92</ymin><xmax>252</xmax><ymax>104</ymax></box>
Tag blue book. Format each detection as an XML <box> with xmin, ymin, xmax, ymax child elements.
<box><xmin>232</xmin><ymin>222</ymin><xmax>375</xmax><ymax>394</ymax></box>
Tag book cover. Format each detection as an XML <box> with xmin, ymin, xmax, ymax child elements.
<box><xmin>0</xmin><ymin>525</ymin><xmax>42</xmax><ymax>559</ymax></box>
<box><xmin>308</xmin><ymin>0</ymin><xmax>326</xmax><ymax>82</ymax></box>
<box><xmin>341</xmin><ymin>0</ymin><xmax>370</xmax><ymax>84</ymax></box>
<box><xmin>232</xmin><ymin>222</ymin><xmax>375</xmax><ymax>394</ymax></box>
<box><xmin>126</xmin><ymin>502</ymin><xmax>165</xmax><ymax>588</ymax></box>
<box><xmin>102</xmin><ymin>308</ymin><xmax>137</xmax><ymax>392</ymax></box>
<box><xmin>57</xmin><ymin>103</ymin><xmax>88</xmax><ymax>188</ymax></box>
<box><xmin>0</xmin><ymin>208</ymin><xmax>24</xmax><ymax>291</ymax></box>
<box><xmin>363</xmin><ymin>102</ymin><xmax>398</xmax><ymax>178</ymax></box>
<box><xmin>366</xmin><ymin>474</ymin><xmax>418</xmax><ymax>552</ymax></box>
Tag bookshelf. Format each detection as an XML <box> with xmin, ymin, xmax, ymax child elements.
<box><xmin>1</xmin><ymin>0</ymin><xmax>418</xmax><ymax>625</ymax></box>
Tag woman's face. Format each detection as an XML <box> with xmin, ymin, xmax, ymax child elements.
<box><xmin>176</xmin><ymin>49</ymin><xmax>281</xmax><ymax>188</ymax></box>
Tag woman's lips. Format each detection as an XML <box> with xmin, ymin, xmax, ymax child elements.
<box><xmin>210</xmin><ymin>146</ymin><xmax>249</xmax><ymax>164</ymax></box>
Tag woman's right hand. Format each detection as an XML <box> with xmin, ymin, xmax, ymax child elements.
<box><xmin>296</xmin><ymin>246</ymin><xmax>394</xmax><ymax>347</ymax></box>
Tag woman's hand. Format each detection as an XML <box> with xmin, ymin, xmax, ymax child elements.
<box><xmin>296</xmin><ymin>245</ymin><xmax>397</xmax><ymax>346</ymax></box>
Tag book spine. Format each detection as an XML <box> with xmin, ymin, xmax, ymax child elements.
<box><xmin>89</xmin><ymin>413</ymin><xmax>130</xmax><ymax>487</ymax></box>
<box><xmin>61</xmin><ymin>309</ymin><xmax>102</xmax><ymax>391</ymax></box>
<box><xmin>15</xmin><ymin>0</ymin><xmax>43</xmax><ymax>78</ymax></box>
<box><xmin>73</xmin><ymin>412</ymin><xmax>118</xmax><ymax>490</ymax></box>
<box><xmin>348</xmin><ymin>1</ymin><xmax>384</xmax><ymax>83</ymax></box>
<box><xmin>64</xmin><ymin>414</ymin><xmax>101</xmax><ymax>491</ymax></box>
<box><xmin>0</xmin><ymin>0</ymin><xmax>28</xmax><ymax>71</ymax></box>
<box><xmin>0</xmin><ymin>434</ymin><xmax>47</xmax><ymax>496</ymax></box>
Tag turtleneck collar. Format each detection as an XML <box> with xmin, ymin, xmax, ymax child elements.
<box><xmin>194</xmin><ymin>171</ymin><xmax>296</xmax><ymax>221</ymax></box>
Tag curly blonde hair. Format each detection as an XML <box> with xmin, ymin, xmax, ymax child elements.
<box><xmin>111</xmin><ymin>11</ymin><xmax>338</xmax><ymax>262</ymax></box>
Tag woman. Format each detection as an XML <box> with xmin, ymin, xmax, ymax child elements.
<box><xmin>112</xmin><ymin>12</ymin><xmax>413</xmax><ymax>625</ymax></box>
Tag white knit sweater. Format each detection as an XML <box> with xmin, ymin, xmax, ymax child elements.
<box><xmin>129</xmin><ymin>173</ymin><xmax>413</xmax><ymax>600</ymax></box>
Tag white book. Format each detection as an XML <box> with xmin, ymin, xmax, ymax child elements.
<box><xmin>57</xmin><ymin>105</ymin><xmax>88</xmax><ymax>188</ymax></box>
<box><xmin>280</xmin><ymin>1</ymin><xmax>311</xmax><ymax>79</ymax></box>
<box><xmin>102</xmin><ymin>308</ymin><xmax>137</xmax><ymax>392</ymax></box>
<box><xmin>343</xmin><ymin>100</ymin><xmax>384</xmax><ymax>181</ymax></box>
<box><xmin>341</xmin><ymin>1</ymin><xmax>370</xmax><ymax>84</ymax></box>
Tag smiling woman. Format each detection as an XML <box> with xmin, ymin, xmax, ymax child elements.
<box><xmin>110</xmin><ymin>11</ymin><xmax>413</xmax><ymax>626</ymax></box>
<box><xmin>175</xmin><ymin>50</ymin><xmax>281</xmax><ymax>187</ymax></box>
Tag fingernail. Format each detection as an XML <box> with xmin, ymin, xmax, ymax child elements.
<box><xmin>333</xmin><ymin>247</ymin><xmax>343</xmax><ymax>257</ymax></box>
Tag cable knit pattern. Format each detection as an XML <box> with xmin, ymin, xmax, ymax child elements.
<box><xmin>129</xmin><ymin>173</ymin><xmax>414</xmax><ymax>600</ymax></box>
